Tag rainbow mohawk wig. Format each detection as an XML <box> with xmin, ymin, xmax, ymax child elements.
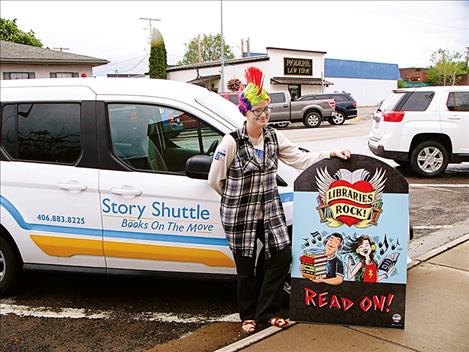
<box><xmin>238</xmin><ymin>67</ymin><xmax>270</xmax><ymax>115</ymax></box>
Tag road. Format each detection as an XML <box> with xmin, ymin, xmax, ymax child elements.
<box><xmin>1</xmin><ymin>114</ymin><xmax>468</xmax><ymax>352</ymax></box>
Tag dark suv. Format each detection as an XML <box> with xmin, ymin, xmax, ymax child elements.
<box><xmin>297</xmin><ymin>93</ymin><xmax>357</xmax><ymax>125</ymax></box>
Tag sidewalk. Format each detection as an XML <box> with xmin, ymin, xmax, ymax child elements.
<box><xmin>219</xmin><ymin>236</ymin><xmax>469</xmax><ymax>352</ymax></box>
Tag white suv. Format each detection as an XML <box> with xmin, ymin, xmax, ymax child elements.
<box><xmin>368</xmin><ymin>86</ymin><xmax>469</xmax><ymax>177</ymax></box>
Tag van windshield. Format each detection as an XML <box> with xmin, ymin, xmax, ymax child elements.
<box><xmin>195</xmin><ymin>93</ymin><xmax>244</xmax><ymax>129</ymax></box>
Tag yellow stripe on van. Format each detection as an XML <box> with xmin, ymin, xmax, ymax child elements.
<box><xmin>30</xmin><ymin>235</ymin><xmax>235</xmax><ymax>268</ymax></box>
<box><xmin>30</xmin><ymin>235</ymin><xmax>103</xmax><ymax>257</ymax></box>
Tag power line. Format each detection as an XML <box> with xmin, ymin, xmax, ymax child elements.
<box><xmin>356</xmin><ymin>8</ymin><xmax>469</xmax><ymax>31</ymax></box>
<box><xmin>118</xmin><ymin>54</ymin><xmax>150</xmax><ymax>73</ymax></box>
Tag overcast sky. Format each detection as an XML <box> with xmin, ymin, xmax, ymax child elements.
<box><xmin>2</xmin><ymin>1</ymin><xmax>468</xmax><ymax>76</ymax></box>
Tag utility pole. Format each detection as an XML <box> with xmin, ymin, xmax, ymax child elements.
<box><xmin>139</xmin><ymin>17</ymin><xmax>161</xmax><ymax>43</ymax></box>
<box><xmin>220</xmin><ymin>0</ymin><xmax>225</xmax><ymax>93</ymax></box>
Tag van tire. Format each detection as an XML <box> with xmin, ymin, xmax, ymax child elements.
<box><xmin>410</xmin><ymin>141</ymin><xmax>449</xmax><ymax>177</ymax></box>
<box><xmin>0</xmin><ymin>236</ymin><xmax>21</xmax><ymax>296</ymax></box>
<box><xmin>303</xmin><ymin>111</ymin><xmax>322</xmax><ymax>128</ymax></box>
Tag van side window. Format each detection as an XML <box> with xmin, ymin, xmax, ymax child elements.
<box><xmin>107</xmin><ymin>104</ymin><xmax>223</xmax><ymax>174</ymax></box>
<box><xmin>1</xmin><ymin>103</ymin><xmax>81</xmax><ymax>164</ymax></box>
<box><xmin>447</xmin><ymin>92</ymin><xmax>469</xmax><ymax>112</ymax></box>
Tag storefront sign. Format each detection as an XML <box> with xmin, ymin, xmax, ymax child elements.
<box><xmin>289</xmin><ymin>154</ymin><xmax>408</xmax><ymax>329</ymax></box>
<box><xmin>284</xmin><ymin>57</ymin><xmax>312</xmax><ymax>76</ymax></box>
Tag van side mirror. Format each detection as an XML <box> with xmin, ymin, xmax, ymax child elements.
<box><xmin>185</xmin><ymin>154</ymin><xmax>212</xmax><ymax>179</ymax></box>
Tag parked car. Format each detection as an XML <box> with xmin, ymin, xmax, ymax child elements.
<box><xmin>368</xmin><ymin>86</ymin><xmax>469</xmax><ymax>177</ymax></box>
<box><xmin>268</xmin><ymin>91</ymin><xmax>336</xmax><ymax>128</ymax></box>
<box><xmin>0</xmin><ymin>78</ymin><xmax>302</xmax><ymax>295</ymax></box>
<box><xmin>297</xmin><ymin>92</ymin><xmax>357</xmax><ymax>125</ymax></box>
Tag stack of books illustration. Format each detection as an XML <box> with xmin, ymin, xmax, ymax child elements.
<box><xmin>300</xmin><ymin>250</ymin><xmax>327</xmax><ymax>279</ymax></box>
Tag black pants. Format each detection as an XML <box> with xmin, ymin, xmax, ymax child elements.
<box><xmin>233</xmin><ymin>221</ymin><xmax>291</xmax><ymax>323</ymax></box>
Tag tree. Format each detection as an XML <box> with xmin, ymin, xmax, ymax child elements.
<box><xmin>148</xmin><ymin>28</ymin><xmax>167</xmax><ymax>79</ymax></box>
<box><xmin>428</xmin><ymin>49</ymin><xmax>468</xmax><ymax>86</ymax></box>
<box><xmin>178</xmin><ymin>33</ymin><xmax>234</xmax><ymax>65</ymax></box>
<box><xmin>0</xmin><ymin>18</ymin><xmax>43</xmax><ymax>47</ymax></box>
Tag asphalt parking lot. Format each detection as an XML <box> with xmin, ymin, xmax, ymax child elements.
<box><xmin>1</xmin><ymin>114</ymin><xmax>468</xmax><ymax>352</ymax></box>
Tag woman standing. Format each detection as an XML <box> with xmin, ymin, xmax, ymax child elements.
<box><xmin>208</xmin><ymin>67</ymin><xmax>350</xmax><ymax>333</ymax></box>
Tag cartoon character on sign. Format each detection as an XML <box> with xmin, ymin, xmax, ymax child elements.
<box><xmin>344</xmin><ymin>235</ymin><xmax>396</xmax><ymax>282</ymax></box>
<box><xmin>301</xmin><ymin>233</ymin><xmax>345</xmax><ymax>285</ymax></box>
<box><xmin>315</xmin><ymin>168</ymin><xmax>386</xmax><ymax>228</ymax></box>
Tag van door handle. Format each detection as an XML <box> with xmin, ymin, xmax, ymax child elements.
<box><xmin>111</xmin><ymin>187</ymin><xmax>142</xmax><ymax>196</ymax></box>
<box><xmin>58</xmin><ymin>182</ymin><xmax>87</xmax><ymax>192</ymax></box>
<box><xmin>448</xmin><ymin>116</ymin><xmax>461</xmax><ymax>120</ymax></box>
<box><xmin>283</xmin><ymin>104</ymin><xmax>288</xmax><ymax>108</ymax></box>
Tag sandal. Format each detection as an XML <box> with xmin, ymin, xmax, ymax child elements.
<box><xmin>241</xmin><ymin>320</ymin><xmax>257</xmax><ymax>334</ymax></box>
<box><xmin>269</xmin><ymin>316</ymin><xmax>289</xmax><ymax>328</ymax></box>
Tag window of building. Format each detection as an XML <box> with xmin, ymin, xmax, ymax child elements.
<box><xmin>3</xmin><ymin>72</ymin><xmax>35</xmax><ymax>80</ymax></box>
<box><xmin>107</xmin><ymin>103</ymin><xmax>223</xmax><ymax>174</ymax></box>
<box><xmin>447</xmin><ymin>92</ymin><xmax>469</xmax><ymax>112</ymax></box>
<box><xmin>1</xmin><ymin>103</ymin><xmax>81</xmax><ymax>164</ymax></box>
<box><xmin>50</xmin><ymin>72</ymin><xmax>79</xmax><ymax>78</ymax></box>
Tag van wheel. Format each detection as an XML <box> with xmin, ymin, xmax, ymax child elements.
<box><xmin>330</xmin><ymin>111</ymin><xmax>346</xmax><ymax>125</ymax></box>
<box><xmin>303</xmin><ymin>112</ymin><xmax>321</xmax><ymax>128</ymax></box>
<box><xmin>0</xmin><ymin>236</ymin><xmax>21</xmax><ymax>296</ymax></box>
<box><xmin>410</xmin><ymin>141</ymin><xmax>448</xmax><ymax>177</ymax></box>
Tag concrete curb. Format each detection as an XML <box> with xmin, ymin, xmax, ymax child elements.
<box><xmin>214</xmin><ymin>323</ymin><xmax>296</xmax><ymax>352</ymax></box>
<box><xmin>215</xmin><ymin>233</ymin><xmax>469</xmax><ymax>352</ymax></box>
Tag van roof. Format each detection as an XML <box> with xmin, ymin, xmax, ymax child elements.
<box><xmin>1</xmin><ymin>77</ymin><xmax>214</xmax><ymax>101</ymax></box>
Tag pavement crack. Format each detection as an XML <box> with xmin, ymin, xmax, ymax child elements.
<box><xmin>426</xmin><ymin>262</ymin><xmax>469</xmax><ymax>273</ymax></box>
<box><xmin>344</xmin><ymin>326</ymin><xmax>423</xmax><ymax>352</ymax></box>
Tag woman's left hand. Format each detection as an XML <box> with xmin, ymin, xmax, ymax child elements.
<box><xmin>330</xmin><ymin>149</ymin><xmax>351</xmax><ymax>160</ymax></box>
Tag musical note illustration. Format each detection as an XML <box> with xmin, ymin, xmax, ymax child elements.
<box><xmin>379</xmin><ymin>234</ymin><xmax>389</xmax><ymax>255</ymax></box>
<box><xmin>310</xmin><ymin>231</ymin><xmax>321</xmax><ymax>244</ymax></box>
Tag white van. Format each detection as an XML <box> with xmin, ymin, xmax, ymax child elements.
<box><xmin>0</xmin><ymin>78</ymin><xmax>299</xmax><ymax>295</ymax></box>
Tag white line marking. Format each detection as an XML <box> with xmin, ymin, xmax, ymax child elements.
<box><xmin>413</xmin><ymin>225</ymin><xmax>454</xmax><ymax>230</ymax></box>
<box><xmin>0</xmin><ymin>303</ymin><xmax>239</xmax><ymax>323</ymax></box>
<box><xmin>0</xmin><ymin>304</ymin><xmax>109</xmax><ymax>319</ymax></box>
<box><xmin>410</xmin><ymin>184</ymin><xmax>469</xmax><ymax>188</ymax></box>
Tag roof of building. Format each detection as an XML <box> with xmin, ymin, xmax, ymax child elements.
<box><xmin>0</xmin><ymin>40</ymin><xmax>109</xmax><ymax>66</ymax></box>
<box><xmin>325</xmin><ymin>58</ymin><xmax>400</xmax><ymax>80</ymax></box>
<box><xmin>266</xmin><ymin>47</ymin><xmax>327</xmax><ymax>54</ymax></box>
<box><xmin>166</xmin><ymin>55</ymin><xmax>269</xmax><ymax>72</ymax></box>
<box><xmin>187</xmin><ymin>74</ymin><xmax>221</xmax><ymax>85</ymax></box>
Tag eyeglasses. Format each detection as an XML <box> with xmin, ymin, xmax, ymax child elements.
<box><xmin>250</xmin><ymin>107</ymin><xmax>272</xmax><ymax>117</ymax></box>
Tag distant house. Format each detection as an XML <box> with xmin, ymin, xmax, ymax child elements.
<box><xmin>0</xmin><ymin>40</ymin><xmax>109</xmax><ymax>80</ymax></box>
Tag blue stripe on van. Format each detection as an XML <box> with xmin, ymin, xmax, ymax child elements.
<box><xmin>0</xmin><ymin>195</ymin><xmax>227</xmax><ymax>246</ymax></box>
<box><xmin>0</xmin><ymin>193</ymin><xmax>293</xmax><ymax>247</ymax></box>
<box><xmin>279</xmin><ymin>192</ymin><xmax>293</xmax><ymax>203</ymax></box>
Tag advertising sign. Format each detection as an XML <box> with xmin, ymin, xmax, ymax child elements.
<box><xmin>289</xmin><ymin>155</ymin><xmax>408</xmax><ymax>329</ymax></box>
<box><xmin>284</xmin><ymin>58</ymin><xmax>313</xmax><ymax>76</ymax></box>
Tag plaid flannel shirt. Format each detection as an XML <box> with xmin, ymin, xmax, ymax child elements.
<box><xmin>220</xmin><ymin>124</ymin><xmax>290</xmax><ymax>258</ymax></box>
